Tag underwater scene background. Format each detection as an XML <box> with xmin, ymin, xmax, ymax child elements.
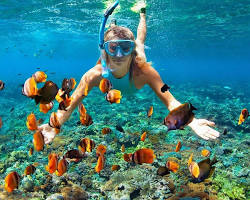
<box><xmin>0</xmin><ymin>0</ymin><xmax>249</xmax><ymax>199</ymax></box>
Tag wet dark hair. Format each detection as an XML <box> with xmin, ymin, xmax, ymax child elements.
<box><xmin>104</xmin><ymin>26</ymin><xmax>135</xmax><ymax>41</ymax></box>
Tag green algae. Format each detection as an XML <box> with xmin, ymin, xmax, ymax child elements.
<box><xmin>212</xmin><ymin>172</ymin><xmax>247</xmax><ymax>200</ymax></box>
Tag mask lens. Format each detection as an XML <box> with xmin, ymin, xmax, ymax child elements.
<box><xmin>108</xmin><ymin>42</ymin><xmax>118</xmax><ymax>53</ymax></box>
<box><xmin>119</xmin><ymin>41</ymin><xmax>132</xmax><ymax>53</ymax></box>
<box><xmin>104</xmin><ymin>40</ymin><xmax>134</xmax><ymax>57</ymax></box>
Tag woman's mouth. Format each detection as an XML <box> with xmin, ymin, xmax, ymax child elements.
<box><xmin>112</xmin><ymin>58</ymin><xmax>124</xmax><ymax>63</ymax></box>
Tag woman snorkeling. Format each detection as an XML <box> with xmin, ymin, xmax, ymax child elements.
<box><xmin>39</xmin><ymin>4</ymin><xmax>220</xmax><ymax>144</ymax></box>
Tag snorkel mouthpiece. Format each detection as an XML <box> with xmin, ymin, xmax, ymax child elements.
<box><xmin>99</xmin><ymin>0</ymin><xmax>119</xmax><ymax>77</ymax></box>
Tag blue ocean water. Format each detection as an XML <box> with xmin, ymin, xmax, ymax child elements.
<box><xmin>0</xmin><ymin>0</ymin><xmax>250</xmax><ymax>199</ymax></box>
<box><xmin>1</xmin><ymin>0</ymin><xmax>249</xmax><ymax>82</ymax></box>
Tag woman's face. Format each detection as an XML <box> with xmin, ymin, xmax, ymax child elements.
<box><xmin>105</xmin><ymin>33</ymin><xmax>134</xmax><ymax>71</ymax></box>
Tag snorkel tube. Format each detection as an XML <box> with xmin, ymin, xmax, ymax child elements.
<box><xmin>99</xmin><ymin>0</ymin><xmax>119</xmax><ymax>77</ymax></box>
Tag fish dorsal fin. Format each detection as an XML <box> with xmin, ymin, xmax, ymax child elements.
<box><xmin>189</xmin><ymin>102</ymin><xmax>197</xmax><ymax>111</ymax></box>
<box><xmin>188</xmin><ymin>153</ymin><xmax>193</xmax><ymax>166</ymax></box>
<box><xmin>199</xmin><ymin>158</ymin><xmax>211</xmax><ymax>166</ymax></box>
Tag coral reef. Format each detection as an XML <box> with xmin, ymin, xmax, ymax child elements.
<box><xmin>0</xmin><ymin>82</ymin><xmax>249</xmax><ymax>199</ymax></box>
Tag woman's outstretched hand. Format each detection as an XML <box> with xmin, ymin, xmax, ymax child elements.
<box><xmin>38</xmin><ymin>123</ymin><xmax>57</xmax><ymax>144</ymax></box>
<box><xmin>189</xmin><ymin>118</ymin><xmax>220</xmax><ymax>140</ymax></box>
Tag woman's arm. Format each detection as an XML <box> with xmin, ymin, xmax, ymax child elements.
<box><xmin>136</xmin><ymin>9</ymin><xmax>147</xmax><ymax>60</ymax></box>
<box><xmin>143</xmin><ymin>66</ymin><xmax>220</xmax><ymax>140</ymax></box>
<box><xmin>142</xmin><ymin>66</ymin><xmax>181</xmax><ymax>111</ymax></box>
<box><xmin>136</xmin><ymin>11</ymin><xmax>147</xmax><ymax>44</ymax></box>
<box><xmin>40</xmin><ymin>65</ymin><xmax>103</xmax><ymax>144</ymax></box>
<box><xmin>56</xmin><ymin>65</ymin><xmax>102</xmax><ymax>125</ymax></box>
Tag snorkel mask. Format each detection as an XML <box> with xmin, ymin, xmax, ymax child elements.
<box><xmin>99</xmin><ymin>0</ymin><xmax>119</xmax><ymax>77</ymax></box>
<box><xmin>104</xmin><ymin>39</ymin><xmax>135</xmax><ymax>57</ymax></box>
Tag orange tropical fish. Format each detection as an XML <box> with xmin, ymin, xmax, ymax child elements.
<box><xmin>55</xmin><ymin>88</ymin><xmax>65</xmax><ymax>103</ymax></box>
<box><xmin>4</xmin><ymin>171</ymin><xmax>21</xmax><ymax>193</ymax></box>
<box><xmin>99</xmin><ymin>78</ymin><xmax>112</xmax><ymax>93</ymax></box>
<box><xmin>123</xmin><ymin>153</ymin><xmax>132</xmax><ymax>162</ymax></box>
<box><xmin>238</xmin><ymin>108</ymin><xmax>249</xmax><ymax>125</ymax></box>
<box><xmin>61</xmin><ymin>78</ymin><xmax>76</xmax><ymax>96</ymax></box>
<box><xmin>201</xmin><ymin>149</ymin><xmax>210</xmax><ymax>157</ymax></box>
<box><xmin>140</xmin><ymin>131</ymin><xmax>147</xmax><ymax>142</ymax></box>
<box><xmin>22</xmin><ymin>77</ymin><xmax>38</xmax><ymax>97</ymax></box>
<box><xmin>166</xmin><ymin>160</ymin><xmax>179</xmax><ymax>173</ymax></box>
<box><xmin>64</xmin><ymin>149</ymin><xmax>84</xmax><ymax>163</ymax></box>
<box><xmin>78</xmin><ymin>138</ymin><xmax>95</xmax><ymax>153</ymax></box>
<box><xmin>29</xmin><ymin>147</ymin><xmax>33</xmax><ymax>156</ymax></box>
<box><xmin>56</xmin><ymin>158</ymin><xmax>68</xmax><ymax>176</ymax></box>
<box><xmin>78</xmin><ymin>103</ymin><xmax>87</xmax><ymax>118</ymax></box>
<box><xmin>96</xmin><ymin>144</ymin><xmax>107</xmax><ymax>156</ymax></box>
<box><xmin>95</xmin><ymin>155</ymin><xmax>105</xmax><ymax>174</ymax></box>
<box><xmin>188</xmin><ymin>153</ymin><xmax>193</xmax><ymax>166</ymax></box>
<box><xmin>175</xmin><ymin>141</ymin><xmax>182</xmax><ymax>152</ymax></box>
<box><xmin>123</xmin><ymin>148</ymin><xmax>156</xmax><ymax>164</ymax></box>
<box><xmin>39</xmin><ymin>102</ymin><xmax>54</xmax><ymax>114</ymax></box>
<box><xmin>45</xmin><ymin>153</ymin><xmax>58</xmax><ymax>174</ymax></box>
<box><xmin>102</xmin><ymin>127</ymin><xmax>111</xmax><ymax>135</ymax></box>
<box><xmin>49</xmin><ymin>112</ymin><xmax>60</xmax><ymax>133</ymax></box>
<box><xmin>34</xmin><ymin>81</ymin><xmax>58</xmax><ymax>105</ymax></box>
<box><xmin>111</xmin><ymin>165</ymin><xmax>121</xmax><ymax>171</ymax></box>
<box><xmin>26</xmin><ymin>112</ymin><xmax>38</xmax><ymax>131</ymax></box>
<box><xmin>33</xmin><ymin>130</ymin><xmax>44</xmax><ymax>151</ymax></box>
<box><xmin>24</xmin><ymin>164</ymin><xmax>36</xmax><ymax>176</ymax></box>
<box><xmin>163</xmin><ymin>103</ymin><xmax>196</xmax><ymax>131</ymax></box>
<box><xmin>70</xmin><ymin>78</ymin><xmax>76</xmax><ymax>90</ymax></box>
<box><xmin>105</xmin><ymin>89</ymin><xmax>122</xmax><ymax>104</ymax></box>
<box><xmin>147</xmin><ymin>106</ymin><xmax>153</xmax><ymax>118</ymax></box>
<box><xmin>121</xmin><ymin>144</ymin><xmax>125</xmax><ymax>153</ymax></box>
<box><xmin>32</xmin><ymin>71</ymin><xmax>47</xmax><ymax>83</ymax></box>
<box><xmin>59</xmin><ymin>95</ymin><xmax>73</xmax><ymax>111</ymax></box>
<box><xmin>189</xmin><ymin>161</ymin><xmax>200</xmax><ymax>178</ymax></box>
<box><xmin>80</xmin><ymin>113</ymin><xmax>93</xmax><ymax>126</ymax></box>
<box><xmin>189</xmin><ymin>157</ymin><xmax>217</xmax><ymax>182</ymax></box>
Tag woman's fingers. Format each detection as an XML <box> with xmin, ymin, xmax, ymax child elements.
<box><xmin>197</xmin><ymin>130</ymin><xmax>210</xmax><ymax>140</ymax></box>
<box><xmin>211</xmin><ymin>129</ymin><xmax>220</xmax><ymax>138</ymax></box>
<box><xmin>200</xmin><ymin>119</ymin><xmax>215</xmax><ymax>127</ymax></box>
<box><xmin>207</xmin><ymin>121</ymin><xmax>215</xmax><ymax>127</ymax></box>
<box><xmin>204</xmin><ymin>127</ymin><xmax>220</xmax><ymax>139</ymax></box>
<box><xmin>196</xmin><ymin>126</ymin><xmax>220</xmax><ymax>140</ymax></box>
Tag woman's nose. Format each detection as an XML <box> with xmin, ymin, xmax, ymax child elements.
<box><xmin>116</xmin><ymin>48</ymin><xmax>123</xmax><ymax>57</ymax></box>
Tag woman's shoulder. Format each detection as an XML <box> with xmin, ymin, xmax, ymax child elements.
<box><xmin>134</xmin><ymin>57</ymin><xmax>155</xmax><ymax>75</ymax></box>
<box><xmin>134</xmin><ymin>58</ymin><xmax>160</xmax><ymax>84</ymax></box>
